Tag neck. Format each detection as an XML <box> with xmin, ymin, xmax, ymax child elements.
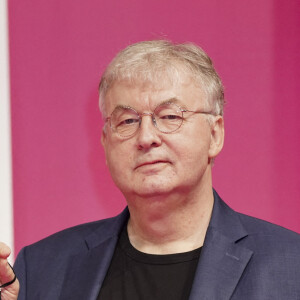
<box><xmin>126</xmin><ymin>182</ymin><xmax>214</xmax><ymax>255</ymax></box>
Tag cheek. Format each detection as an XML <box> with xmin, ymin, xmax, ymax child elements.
<box><xmin>173</xmin><ymin>144</ymin><xmax>211</xmax><ymax>178</ymax></box>
<box><xmin>173</xmin><ymin>129</ymin><xmax>211</xmax><ymax>161</ymax></box>
<box><xmin>105</xmin><ymin>142</ymin><xmax>133</xmax><ymax>174</ymax></box>
<box><xmin>178</xmin><ymin>147</ymin><xmax>208</xmax><ymax>169</ymax></box>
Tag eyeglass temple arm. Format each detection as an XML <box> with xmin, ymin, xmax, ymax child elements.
<box><xmin>181</xmin><ymin>109</ymin><xmax>217</xmax><ymax>116</ymax></box>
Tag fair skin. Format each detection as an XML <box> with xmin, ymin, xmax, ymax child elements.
<box><xmin>0</xmin><ymin>71</ymin><xmax>224</xmax><ymax>299</ymax></box>
<box><xmin>101</xmin><ymin>74</ymin><xmax>224</xmax><ymax>254</ymax></box>
<box><xmin>0</xmin><ymin>242</ymin><xmax>19</xmax><ymax>300</ymax></box>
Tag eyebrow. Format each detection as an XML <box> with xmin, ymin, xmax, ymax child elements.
<box><xmin>110</xmin><ymin>97</ymin><xmax>188</xmax><ymax>114</ymax></box>
<box><xmin>157</xmin><ymin>97</ymin><xmax>188</xmax><ymax>110</ymax></box>
<box><xmin>114</xmin><ymin>104</ymin><xmax>134</xmax><ymax>110</ymax></box>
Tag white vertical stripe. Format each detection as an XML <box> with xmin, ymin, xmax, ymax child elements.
<box><xmin>0</xmin><ymin>0</ymin><xmax>14</xmax><ymax>261</ymax></box>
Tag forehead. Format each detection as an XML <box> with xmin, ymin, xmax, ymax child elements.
<box><xmin>104</xmin><ymin>74</ymin><xmax>206</xmax><ymax>115</ymax></box>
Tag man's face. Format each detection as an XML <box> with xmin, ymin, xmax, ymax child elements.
<box><xmin>101</xmin><ymin>74</ymin><xmax>224</xmax><ymax>200</ymax></box>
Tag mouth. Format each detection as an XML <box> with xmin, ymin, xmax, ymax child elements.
<box><xmin>135</xmin><ymin>160</ymin><xmax>170</xmax><ymax>170</ymax></box>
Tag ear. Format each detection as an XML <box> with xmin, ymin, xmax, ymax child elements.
<box><xmin>101</xmin><ymin>127</ymin><xmax>106</xmax><ymax>148</ymax></box>
<box><xmin>101</xmin><ymin>128</ymin><xmax>108</xmax><ymax>165</ymax></box>
<box><xmin>208</xmin><ymin>116</ymin><xmax>224</xmax><ymax>159</ymax></box>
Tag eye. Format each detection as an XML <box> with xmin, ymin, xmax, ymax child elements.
<box><xmin>160</xmin><ymin>114</ymin><xmax>182</xmax><ymax>120</ymax></box>
<box><xmin>118</xmin><ymin>118</ymin><xmax>139</xmax><ymax>126</ymax></box>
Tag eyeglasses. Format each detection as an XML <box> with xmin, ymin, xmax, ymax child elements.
<box><xmin>105</xmin><ymin>102</ymin><xmax>216</xmax><ymax>138</ymax></box>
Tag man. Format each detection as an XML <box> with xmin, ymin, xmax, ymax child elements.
<box><xmin>0</xmin><ymin>40</ymin><xmax>299</xmax><ymax>299</ymax></box>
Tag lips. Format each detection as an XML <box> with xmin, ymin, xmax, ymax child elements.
<box><xmin>135</xmin><ymin>160</ymin><xmax>170</xmax><ymax>170</ymax></box>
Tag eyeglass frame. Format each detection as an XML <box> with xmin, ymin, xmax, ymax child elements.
<box><xmin>105</xmin><ymin>101</ymin><xmax>217</xmax><ymax>138</ymax></box>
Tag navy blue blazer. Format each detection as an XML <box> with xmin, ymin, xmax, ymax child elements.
<box><xmin>14</xmin><ymin>191</ymin><xmax>300</xmax><ymax>299</ymax></box>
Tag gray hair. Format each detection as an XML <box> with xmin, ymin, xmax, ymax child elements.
<box><xmin>99</xmin><ymin>40</ymin><xmax>224</xmax><ymax>116</ymax></box>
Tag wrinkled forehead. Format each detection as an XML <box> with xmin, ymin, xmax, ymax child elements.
<box><xmin>100</xmin><ymin>66</ymin><xmax>206</xmax><ymax>117</ymax></box>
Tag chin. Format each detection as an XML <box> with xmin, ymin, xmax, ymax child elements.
<box><xmin>136</xmin><ymin>189</ymin><xmax>170</xmax><ymax>198</ymax></box>
<box><xmin>133</xmin><ymin>180</ymin><xmax>177</xmax><ymax>198</ymax></box>
<box><xmin>116</xmin><ymin>174</ymin><xmax>179</xmax><ymax>198</ymax></box>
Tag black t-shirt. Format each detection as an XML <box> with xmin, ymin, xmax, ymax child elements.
<box><xmin>98</xmin><ymin>226</ymin><xmax>202</xmax><ymax>300</ymax></box>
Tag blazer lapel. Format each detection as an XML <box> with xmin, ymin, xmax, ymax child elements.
<box><xmin>59</xmin><ymin>208</ymin><xmax>129</xmax><ymax>300</ymax></box>
<box><xmin>59</xmin><ymin>236</ymin><xmax>118</xmax><ymax>300</ymax></box>
<box><xmin>189</xmin><ymin>227</ymin><xmax>253</xmax><ymax>300</ymax></box>
<box><xmin>189</xmin><ymin>191</ymin><xmax>253</xmax><ymax>300</ymax></box>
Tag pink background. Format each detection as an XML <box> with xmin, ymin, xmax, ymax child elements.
<box><xmin>8</xmin><ymin>0</ymin><xmax>300</xmax><ymax>255</ymax></box>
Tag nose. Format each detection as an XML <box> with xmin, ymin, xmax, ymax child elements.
<box><xmin>136</xmin><ymin>114</ymin><xmax>162</xmax><ymax>150</ymax></box>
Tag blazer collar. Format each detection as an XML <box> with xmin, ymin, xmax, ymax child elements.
<box><xmin>59</xmin><ymin>208</ymin><xmax>129</xmax><ymax>300</ymax></box>
<box><xmin>85</xmin><ymin>207</ymin><xmax>129</xmax><ymax>249</ymax></box>
<box><xmin>189</xmin><ymin>190</ymin><xmax>253</xmax><ymax>300</ymax></box>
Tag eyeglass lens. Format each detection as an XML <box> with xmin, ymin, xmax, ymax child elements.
<box><xmin>110</xmin><ymin>103</ymin><xmax>183</xmax><ymax>137</ymax></box>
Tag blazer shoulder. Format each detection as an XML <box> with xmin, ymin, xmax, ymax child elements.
<box><xmin>237</xmin><ymin>212</ymin><xmax>300</xmax><ymax>250</ymax></box>
<box><xmin>21</xmin><ymin>207</ymin><xmax>129</xmax><ymax>256</ymax></box>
